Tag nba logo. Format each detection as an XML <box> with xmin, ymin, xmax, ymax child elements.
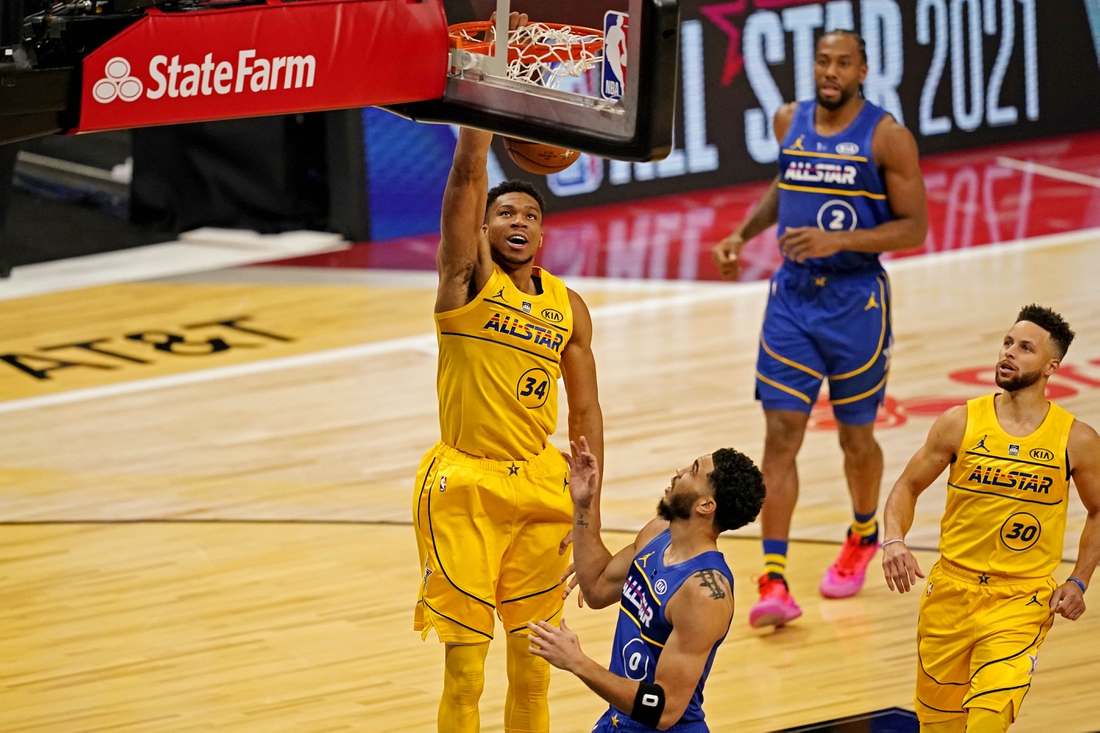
<box><xmin>601</xmin><ymin>11</ymin><xmax>628</xmax><ymax>101</ymax></box>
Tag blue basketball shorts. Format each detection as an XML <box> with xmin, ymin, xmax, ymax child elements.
<box><xmin>591</xmin><ymin>708</ymin><xmax>710</xmax><ymax>732</ymax></box>
<box><xmin>755</xmin><ymin>265</ymin><xmax>892</xmax><ymax>426</ymax></box>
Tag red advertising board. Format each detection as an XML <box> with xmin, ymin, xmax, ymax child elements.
<box><xmin>76</xmin><ymin>0</ymin><xmax>449</xmax><ymax>133</ymax></box>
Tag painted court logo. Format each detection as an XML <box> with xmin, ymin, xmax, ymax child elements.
<box><xmin>93</xmin><ymin>57</ymin><xmax>144</xmax><ymax>104</ymax></box>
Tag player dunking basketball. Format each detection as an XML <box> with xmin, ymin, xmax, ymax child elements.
<box><xmin>883</xmin><ymin>305</ymin><xmax>1100</xmax><ymax>732</ymax></box>
<box><xmin>529</xmin><ymin>437</ymin><xmax>765</xmax><ymax>732</ymax></box>
<box><xmin>412</xmin><ymin>127</ymin><xmax>603</xmax><ymax>733</ymax></box>
<box><xmin>711</xmin><ymin>29</ymin><xmax>928</xmax><ymax>626</ymax></box>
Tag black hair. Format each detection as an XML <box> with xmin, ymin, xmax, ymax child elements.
<box><xmin>820</xmin><ymin>28</ymin><xmax>867</xmax><ymax>65</ymax></box>
<box><xmin>485</xmin><ymin>179</ymin><xmax>545</xmax><ymax>222</ymax></box>
<box><xmin>1016</xmin><ymin>304</ymin><xmax>1075</xmax><ymax>359</ymax></box>
<box><xmin>707</xmin><ymin>448</ymin><xmax>766</xmax><ymax>533</ymax></box>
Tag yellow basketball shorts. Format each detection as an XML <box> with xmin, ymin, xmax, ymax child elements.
<box><xmin>412</xmin><ymin>441</ymin><xmax>573</xmax><ymax>644</ymax></box>
<box><xmin>915</xmin><ymin>559</ymin><xmax>1057</xmax><ymax>723</ymax></box>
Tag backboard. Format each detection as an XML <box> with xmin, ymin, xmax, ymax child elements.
<box><xmin>386</xmin><ymin>0</ymin><xmax>680</xmax><ymax>162</ymax></box>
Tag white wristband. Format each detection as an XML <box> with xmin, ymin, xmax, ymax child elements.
<box><xmin>881</xmin><ymin>539</ymin><xmax>907</xmax><ymax>549</ymax></box>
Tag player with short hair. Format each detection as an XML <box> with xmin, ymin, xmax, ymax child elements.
<box><xmin>882</xmin><ymin>305</ymin><xmax>1100</xmax><ymax>732</ymax></box>
<box><xmin>528</xmin><ymin>437</ymin><xmax>766</xmax><ymax>732</ymax></box>
<box><xmin>711</xmin><ymin>29</ymin><xmax>928</xmax><ymax>626</ymax></box>
<box><xmin>413</xmin><ymin>127</ymin><xmax>603</xmax><ymax>733</ymax></box>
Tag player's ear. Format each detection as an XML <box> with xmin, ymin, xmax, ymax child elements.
<box><xmin>695</xmin><ymin>495</ymin><xmax>716</xmax><ymax>518</ymax></box>
<box><xmin>1045</xmin><ymin>358</ymin><xmax>1061</xmax><ymax>377</ymax></box>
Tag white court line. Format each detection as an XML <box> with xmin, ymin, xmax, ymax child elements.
<box><xmin>0</xmin><ymin>287</ymin><xmax>745</xmax><ymax>416</ymax></box>
<box><xmin>0</xmin><ymin>229</ymin><xmax>347</xmax><ymax>302</ymax></box>
<box><xmin>996</xmin><ymin>157</ymin><xmax>1100</xmax><ymax>189</ymax></box>
<box><xmin>3</xmin><ymin>225</ymin><xmax>1098</xmax><ymax>416</ymax></box>
<box><xmin>0</xmin><ymin>334</ymin><xmax>437</xmax><ymax>416</ymax></box>
<box><xmin>884</xmin><ymin>225</ymin><xmax>1100</xmax><ymax>271</ymax></box>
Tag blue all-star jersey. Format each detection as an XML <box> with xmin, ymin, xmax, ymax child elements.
<box><xmin>606</xmin><ymin>529</ymin><xmax>733</xmax><ymax>727</ymax></box>
<box><xmin>776</xmin><ymin>99</ymin><xmax>894</xmax><ymax>274</ymax></box>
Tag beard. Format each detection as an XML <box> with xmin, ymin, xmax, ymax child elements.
<box><xmin>816</xmin><ymin>85</ymin><xmax>856</xmax><ymax>111</ymax></box>
<box><xmin>995</xmin><ymin>367</ymin><xmax>1043</xmax><ymax>393</ymax></box>
<box><xmin>657</xmin><ymin>491</ymin><xmax>697</xmax><ymax>522</ymax></box>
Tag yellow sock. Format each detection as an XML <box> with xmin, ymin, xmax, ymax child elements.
<box><xmin>762</xmin><ymin>539</ymin><xmax>788</xmax><ymax>579</ymax></box>
<box><xmin>504</xmin><ymin>633</ymin><xmax>551</xmax><ymax>733</ymax></box>
<box><xmin>764</xmin><ymin>553</ymin><xmax>788</xmax><ymax>578</ymax></box>
<box><xmin>440</xmin><ymin>642</ymin><xmax>489</xmax><ymax>733</ymax></box>
<box><xmin>921</xmin><ymin>717</ymin><xmax>966</xmax><ymax>733</ymax></box>
<box><xmin>966</xmin><ymin>705</ymin><xmax>1014</xmax><ymax>733</ymax></box>
<box><xmin>851</xmin><ymin>514</ymin><xmax>878</xmax><ymax>540</ymax></box>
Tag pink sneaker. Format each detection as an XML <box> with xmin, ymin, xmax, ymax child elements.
<box><xmin>749</xmin><ymin>576</ymin><xmax>803</xmax><ymax>628</ymax></box>
<box><xmin>820</xmin><ymin>532</ymin><xmax>880</xmax><ymax>598</ymax></box>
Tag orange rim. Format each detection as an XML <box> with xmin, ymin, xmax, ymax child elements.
<box><xmin>448</xmin><ymin>21</ymin><xmax>604</xmax><ymax>64</ymax></box>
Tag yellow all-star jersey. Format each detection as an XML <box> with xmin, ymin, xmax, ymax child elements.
<box><xmin>435</xmin><ymin>264</ymin><xmax>573</xmax><ymax>461</ymax></box>
<box><xmin>942</xmin><ymin>394</ymin><xmax>1075</xmax><ymax>578</ymax></box>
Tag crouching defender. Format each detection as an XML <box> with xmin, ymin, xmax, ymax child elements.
<box><xmin>529</xmin><ymin>437</ymin><xmax>766</xmax><ymax>731</ymax></box>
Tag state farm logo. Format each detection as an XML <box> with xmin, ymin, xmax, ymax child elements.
<box><xmin>93</xmin><ymin>57</ymin><xmax>143</xmax><ymax>104</ymax></box>
<box><xmin>91</xmin><ymin>50</ymin><xmax>316</xmax><ymax>104</ymax></box>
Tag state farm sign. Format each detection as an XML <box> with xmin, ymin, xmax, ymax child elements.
<box><xmin>76</xmin><ymin>0</ymin><xmax>449</xmax><ymax>133</ymax></box>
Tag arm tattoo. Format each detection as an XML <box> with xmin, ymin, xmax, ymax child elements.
<box><xmin>575</xmin><ymin>516</ymin><xmax>589</xmax><ymax>528</ymax></box>
<box><xmin>695</xmin><ymin>569</ymin><xmax>726</xmax><ymax>600</ymax></box>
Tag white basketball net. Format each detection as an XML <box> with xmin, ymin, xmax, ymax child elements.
<box><xmin>454</xmin><ymin>22</ymin><xmax>604</xmax><ymax>89</ymax></box>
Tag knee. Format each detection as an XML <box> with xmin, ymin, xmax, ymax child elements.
<box><xmin>837</xmin><ymin>428</ymin><xmax>881</xmax><ymax>462</ymax></box>
<box><xmin>764</xmin><ymin>413</ymin><xmax>808</xmax><ymax>456</ymax></box>
<box><xmin>508</xmin><ymin>637</ymin><xmax>551</xmax><ymax>695</ymax></box>
<box><xmin>443</xmin><ymin>647</ymin><xmax>487</xmax><ymax>703</ymax></box>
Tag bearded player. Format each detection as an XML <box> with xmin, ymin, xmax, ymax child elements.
<box><xmin>711</xmin><ymin>29</ymin><xmax>928</xmax><ymax>626</ymax></box>
<box><xmin>529</xmin><ymin>437</ymin><xmax>766</xmax><ymax>731</ymax></box>
<box><xmin>882</xmin><ymin>305</ymin><xmax>1100</xmax><ymax>732</ymax></box>
<box><xmin>412</xmin><ymin>126</ymin><xmax>603</xmax><ymax>733</ymax></box>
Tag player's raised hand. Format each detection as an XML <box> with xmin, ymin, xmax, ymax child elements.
<box><xmin>1051</xmin><ymin>582</ymin><xmax>1086</xmax><ymax>621</ymax></box>
<box><xmin>882</xmin><ymin>542</ymin><xmax>925</xmax><ymax>593</ymax></box>
<box><xmin>779</xmin><ymin>227</ymin><xmax>842</xmax><ymax>263</ymax></box>
<box><xmin>488</xmin><ymin>10</ymin><xmax>529</xmax><ymax>33</ymax></box>
<box><xmin>711</xmin><ymin>233</ymin><xmax>744</xmax><ymax>281</ymax></box>
<box><xmin>564</xmin><ymin>436</ymin><xmax>600</xmax><ymax>509</ymax></box>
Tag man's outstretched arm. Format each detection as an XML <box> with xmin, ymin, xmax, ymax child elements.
<box><xmin>436</xmin><ymin>128</ymin><xmax>493</xmax><ymax>313</ymax></box>
<box><xmin>882</xmin><ymin>405</ymin><xmax>966</xmax><ymax>592</ymax></box>
<box><xmin>565</xmin><ymin>437</ymin><xmax>665</xmax><ymax>608</ymax></box>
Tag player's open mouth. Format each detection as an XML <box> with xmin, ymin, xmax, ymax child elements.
<box><xmin>998</xmin><ymin>361</ymin><xmax>1015</xmax><ymax>375</ymax></box>
<box><xmin>507</xmin><ymin>235</ymin><xmax>528</xmax><ymax>247</ymax></box>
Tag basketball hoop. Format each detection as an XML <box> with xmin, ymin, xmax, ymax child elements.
<box><xmin>448</xmin><ymin>21</ymin><xmax>604</xmax><ymax>90</ymax></box>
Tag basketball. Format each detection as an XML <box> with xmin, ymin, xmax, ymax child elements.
<box><xmin>503</xmin><ymin>138</ymin><xmax>580</xmax><ymax>175</ymax></box>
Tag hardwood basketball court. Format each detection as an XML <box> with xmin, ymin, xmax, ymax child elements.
<box><xmin>2</xmin><ymin>169</ymin><xmax>1100</xmax><ymax>730</ymax></box>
